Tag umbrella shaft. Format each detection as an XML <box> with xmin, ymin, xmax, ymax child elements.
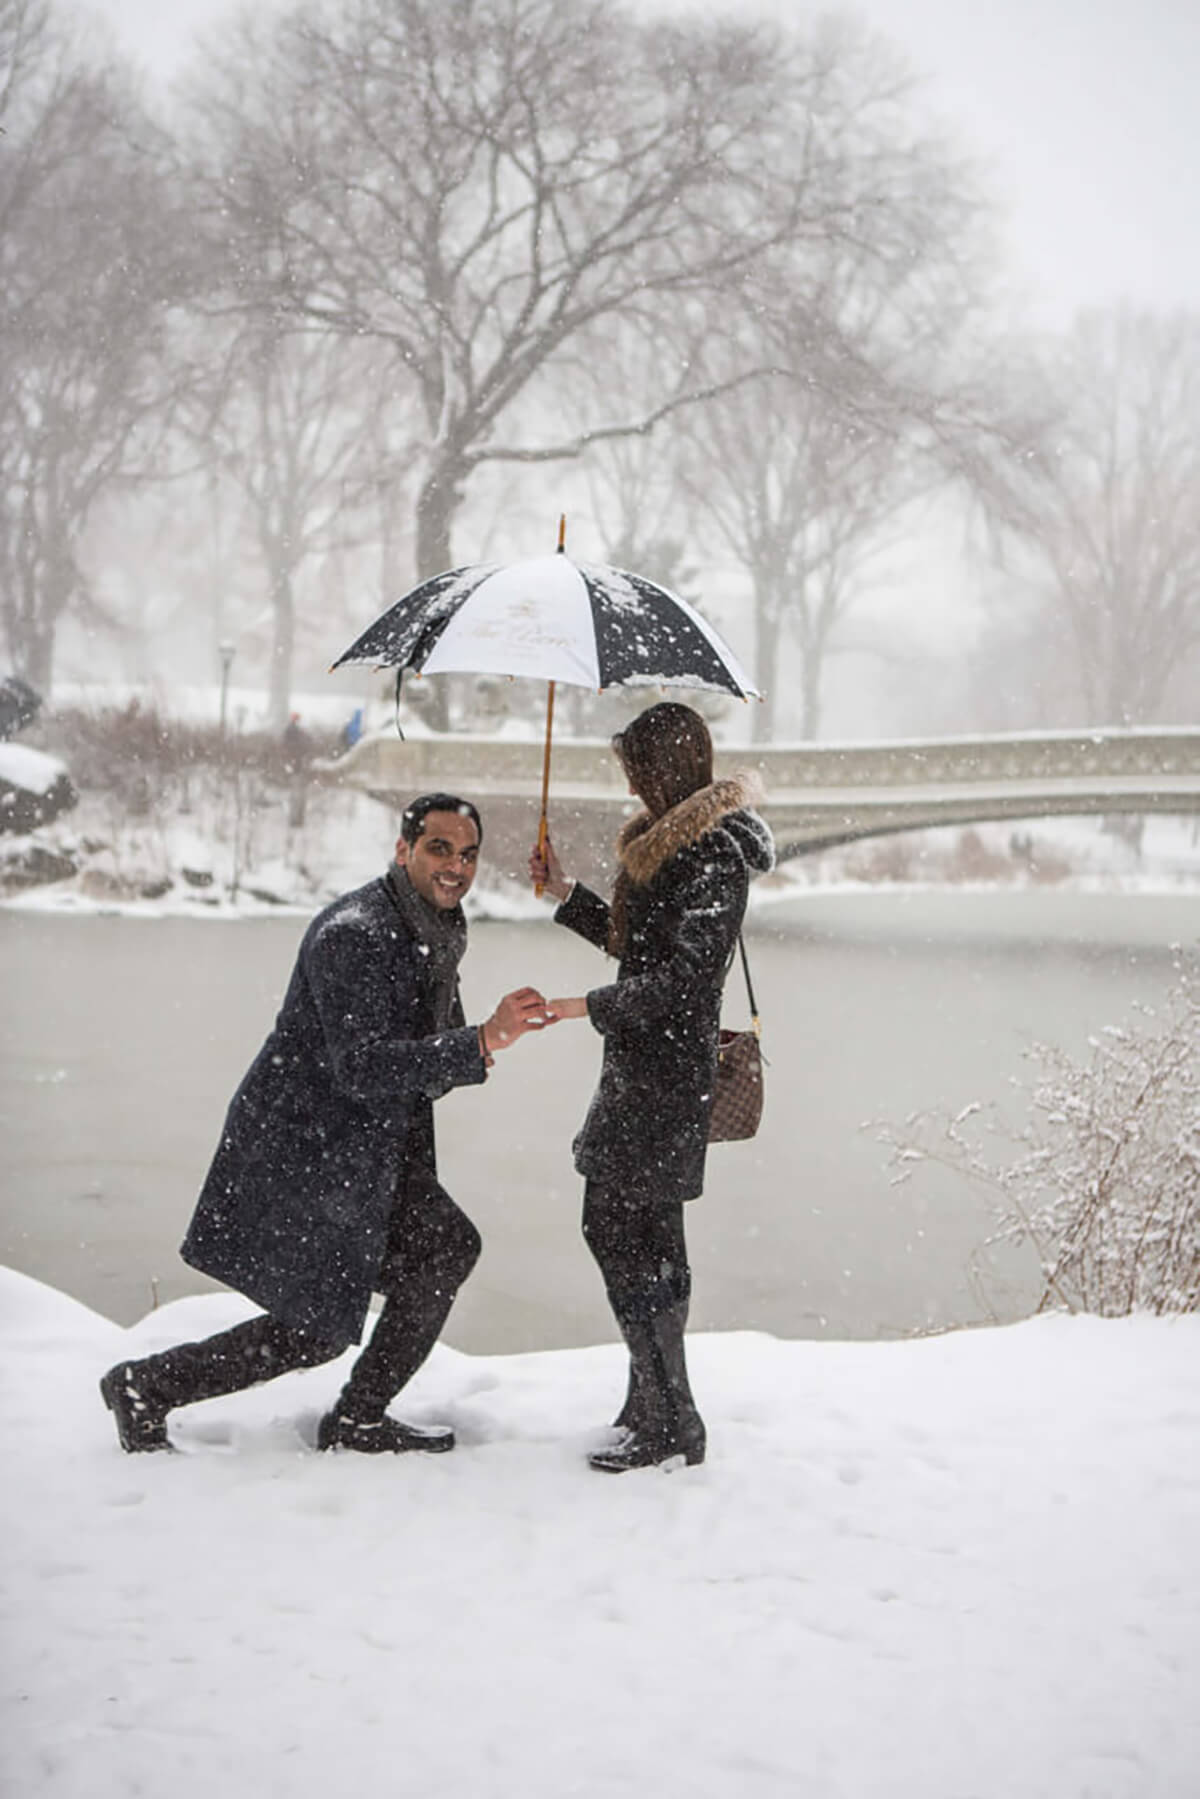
<box><xmin>536</xmin><ymin>680</ymin><xmax>556</xmax><ymax>895</ymax></box>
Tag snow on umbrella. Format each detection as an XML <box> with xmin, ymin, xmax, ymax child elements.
<box><xmin>331</xmin><ymin>518</ymin><xmax>759</xmax><ymax>882</ymax></box>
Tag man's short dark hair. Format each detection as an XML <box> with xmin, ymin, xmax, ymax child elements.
<box><xmin>400</xmin><ymin>793</ymin><xmax>483</xmax><ymax>847</ymax></box>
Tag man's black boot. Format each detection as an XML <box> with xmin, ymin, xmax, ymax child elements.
<box><xmin>100</xmin><ymin>1362</ymin><xmax>173</xmax><ymax>1454</ymax></box>
<box><xmin>316</xmin><ymin>1411</ymin><xmax>455</xmax><ymax>1454</ymax></box>
<box><xmin>317</xmin><ymin>1290</ymin><xmax>457</xmax><ymax>1455</ymax></box>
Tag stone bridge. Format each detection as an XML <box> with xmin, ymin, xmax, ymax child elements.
<box><xmin>329</xmin><ymin>727</ymin><xmax>1200</xmax><ymax>872</ymax></box>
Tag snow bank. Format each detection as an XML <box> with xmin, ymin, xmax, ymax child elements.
<box><xmin>2</xmin><ymin>1268</ymin><xmax>1197</xmax><ymax>1798</ymax></box>
<box><xmin>0</xmin><ymin>742</ymin><xmax>67</xmax><ymax>796</ymax></box>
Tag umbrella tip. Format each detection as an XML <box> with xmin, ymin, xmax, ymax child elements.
<box><xmin>557</xmin><ymin>513</ymin><xmax>566</xmax><ymax>553</ymax></box>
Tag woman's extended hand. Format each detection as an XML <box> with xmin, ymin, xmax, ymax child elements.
<box><xmin>528</xmin><ymin>834</ymin><xmax>571</xmax><ymax>902</ymax></box>
<box><xmin>545</xmin><ymin>996</ymin><xmax>588</xmax><ymax>1022</ymax></box>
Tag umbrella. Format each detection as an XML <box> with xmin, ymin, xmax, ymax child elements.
<box><xmin>331</xmin><ymin>517</ymin><xmax>759</xmax><ymax>883</ymax></box>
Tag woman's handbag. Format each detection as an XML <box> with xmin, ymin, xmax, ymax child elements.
<box><xmin>708</xmin><ymin>935</ymin><xmax>764</xmax><ymax>1143</ymax></box>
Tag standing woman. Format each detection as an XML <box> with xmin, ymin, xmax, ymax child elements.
<box><xmin>531</xmin><ymin>702</ymin><xmax>774</xmax><ymax>1472</ymax></box>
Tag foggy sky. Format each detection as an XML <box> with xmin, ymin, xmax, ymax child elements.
<box><xmin>81</xmin><ymin>0</ymin><xmax>1200</xmax><ymax>329</ymax></box>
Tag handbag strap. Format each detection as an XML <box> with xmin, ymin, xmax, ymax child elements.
<box><xmin>736</xmin><ymin>933</ymin><xmax>761</xmax><ymax>1038</ymax></box>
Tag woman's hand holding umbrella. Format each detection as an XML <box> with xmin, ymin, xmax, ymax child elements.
<box><xmin>528</xmin><ymin>834</ymin><xmax>572</xmax><ymax>903</ymax></box>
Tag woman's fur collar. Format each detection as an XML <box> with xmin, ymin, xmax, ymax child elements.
<box><xmin>617</xmin><ymin>770</ymin><xmax>765</xmax><ymax>886</ymax></box>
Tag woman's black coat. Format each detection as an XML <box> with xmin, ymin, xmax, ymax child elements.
<box><xmin>181</xmin><ymin>874</ymin><xmax>486</xmax><ymax>1351</ymax></box>
<box><xmin>556</xmin><ymin>775</ymin><xmax>774</xmax><ymax>1204</ymax></box>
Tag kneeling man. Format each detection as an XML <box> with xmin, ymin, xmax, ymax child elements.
<box><xmin>101</xmin><ymin>793</ymin><xmax>549</xmax><ymax>1455</ymax></box>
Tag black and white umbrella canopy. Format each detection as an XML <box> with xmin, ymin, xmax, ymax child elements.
<box><xmin>332</xmin><ymin>554</ymin><xmax>759</xmax><ymax>699</ymax></box>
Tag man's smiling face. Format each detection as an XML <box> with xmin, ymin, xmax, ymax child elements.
<box><xmin>396</xmin><ymin>809</ymin><xmax>481</xmax><ymax>910</ymax></box>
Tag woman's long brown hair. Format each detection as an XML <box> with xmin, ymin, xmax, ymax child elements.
<box><xmin>607</xmin><ymin>702</ymin><xmax>713</xmax><ymax>955</ymax></box>
<box><xmin>612</xmin><ymin>702</ymin><xmax>713</xmax><ymax>817</ymax></box>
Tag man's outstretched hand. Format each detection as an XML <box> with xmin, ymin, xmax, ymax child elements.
<box><xmin>482</xmin><ymin>987</ymin><xmax>556</xmax><ymax>1051</ymax></box>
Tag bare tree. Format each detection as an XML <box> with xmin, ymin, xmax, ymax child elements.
<box><xmin>680</xmin><ymin>341</ymin><xmax>922</xmax><ymax>742</ymax></box>
<box><xmin>0</xmin><ymin>0</ymin><xmax>186</xmax><ymax>687</ymax></box>
<box><xmin>669</xmin><ymin>25</ymin><xmax>1000</xmax><ymax>742</ymax></box>
<box><xmin>177</xmin><ymin>0</ymin><xmax>963</xmax><ymax>728</ymax></box>
<box><xmin>182</xmin><ymin>320</ymin><xmax>395</xmax><ymax>727</ymax></box>
<box><xmin>982</xmin><ymin>307</ymin><xmax>1200</xmax><ymax>726</ymax></box>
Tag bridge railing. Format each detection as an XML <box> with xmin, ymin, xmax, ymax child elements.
<box><xmin>324</xmin><ymin>725</ymin><xmax>1200</xmax><ymax>867</ymax></box>
<box><xmin>330</xmin><ymin>726</ymin><xmax>1200</xmax><ymax>798</ymax></box>
<box><xmin>752</xmin><ymin>729</ymin><xmax>1200</xmax><ymax>790</ymax></box>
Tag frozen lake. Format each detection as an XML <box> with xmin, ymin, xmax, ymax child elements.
<box><xmin>2</xmin><ymin>890</ymin><xmax>1195</xmax><ymax>1351</ymax></box>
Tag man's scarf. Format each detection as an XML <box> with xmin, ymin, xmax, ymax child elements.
<box><xmin>385</xmin><ymin>863</ymin><xmax>468</xmax><ymax>1030</ymax></box>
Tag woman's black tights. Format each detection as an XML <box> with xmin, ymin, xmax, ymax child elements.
<box><xmin>582</xmin><ymin>1180</ymin><xmax>691</xmax><ymax>1329</ymax></box>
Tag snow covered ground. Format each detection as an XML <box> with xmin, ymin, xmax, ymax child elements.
<box><xmin>3</xmin><ymin>1266</ymin><xmax>1197</xmax><ymax>1799</ymax></box>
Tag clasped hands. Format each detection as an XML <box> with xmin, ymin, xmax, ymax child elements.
<box><xmin>483</xmin><ymin>982</ymin><xmax>586</xmax><ymax>1052</ymax></box>
<box><xmin>481</xmin><ymin>987</ymin><xmax>557</xmax><ymax>1052</ymax></box>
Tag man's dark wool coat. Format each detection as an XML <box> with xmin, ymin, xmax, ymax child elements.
<box><xmin>556</xmin><ymin>773</ymin><xmax>774</xmax><ymax>1204</ymax></box>
<box><xmin>181</xmin><ymin>873</ymin><xmax>486</xmax><ymax>1351</ymax></box>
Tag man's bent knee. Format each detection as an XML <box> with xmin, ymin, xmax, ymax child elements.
<box><xmin>444</xmin><ymin>1216</ymin><xmax>482</xmax><ymax>1287</ymax></box>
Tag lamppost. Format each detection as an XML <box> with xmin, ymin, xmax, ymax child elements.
<box><xmin>217</xmin><ymin>640</ymin><xmax>236</xmax><ymax>736</ymax></box>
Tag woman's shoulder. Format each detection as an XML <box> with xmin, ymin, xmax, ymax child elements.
<box><xmin>687</xmin><ymin>774</ymin><xmax>774</xmax><ymax>876</ymax></box>
<box><xmin>669</xmin><ymin>818</ymin><xmax>764</xmax><ymax>894</ymax></box>
<box><xmin>712</xmin><ymin>805</ymin><xmax>775</xmax><ymax>875</ymax></box>
<box><xmin>680</xmin><ymin>799</ymin><xmax>774</xmax><ymax>880</ymax></box>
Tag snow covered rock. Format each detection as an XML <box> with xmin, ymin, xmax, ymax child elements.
<box><xmin>0</xmin><ymin>836</ymin><xmax>78</xmax><ymax>890</ymax></box>
<box><xmin>0</xmin><ymin>742</ymin><xmax>77</xmax><ymax>834</ymax></box>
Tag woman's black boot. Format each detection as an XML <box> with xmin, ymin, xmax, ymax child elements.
<box><xmin>589</xmin><ymin>1409</ymin><xmax>706</xmax><ymax>1472</ymax></box>
<box><xmin>610</xmin><ymin>1284</ymin><xmax>692</xmax><ymax>1436</ymax></box>
<box><xmin>610</xmin><ymin>1357</ymin><xmax>645</xmax><ymax>1435</ymax></box>
<box><xmin>589</xmin><ymin>1303</ymin><xmax>705</xmax><ymax>1473</ymax></box>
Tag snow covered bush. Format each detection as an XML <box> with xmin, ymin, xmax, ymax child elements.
<box><xmin>874</xmin><ymin>954</ymin><xmax>1200</xmax><ymax>1316</ymax></box>
<box><xmin>2</xmin><ymin>700</ymin><xmax>370</xmax><ymax>905</ymax></box>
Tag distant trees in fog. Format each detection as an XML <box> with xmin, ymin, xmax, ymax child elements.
<box><xmin>180</xmin><ymin>319</ymin><xmax>397</xmax><ymax>729</ymax></box>
<box><xmin>1</xmin><ymin>0</ymin><xmax>1197</xmax><ymax>737</ymax></box>
<box><xmin>185</xmin><ymin>0</ymin><xmax>987</xmax><ymax>727</ymax></box>
<box><xmin>975</xmin><ymin>308</ymin><xmax>1200</xmax><ymax>730</ymax></box>
<box><xmin>0</xmin><ymin>0</ymin><xmax>189</xmax><ymax>689</ymax></box>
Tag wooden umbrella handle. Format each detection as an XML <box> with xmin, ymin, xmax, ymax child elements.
<box><xmin>535</xmin><ymin>680</ymin><xmax>556</xmax><ymax>897</ymax></box>
<box><xmin>535</xmin><ymin>514</ymin><xmax>566</xmax><ymax>897</ymax></box>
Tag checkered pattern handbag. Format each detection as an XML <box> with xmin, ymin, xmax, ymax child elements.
<box><xmin>708</xmin><ymin>936</ymin><xmax>764</xmax><ymax>1143</ymax></box>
